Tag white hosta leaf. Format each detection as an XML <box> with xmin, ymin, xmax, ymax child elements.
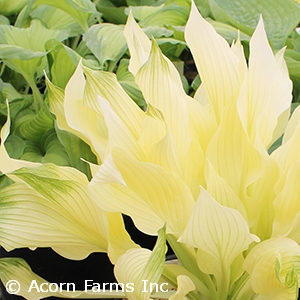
<box><xmin>135</xmin><ymin>40</ymin><xmax>190</xmax><ymax>154</ymax></box>
<box><xmin>244</xmin><ymin>238</ymin><xmax>300</xmax><ymax>299</ymax></box>
<box><xmin>114</xmin><ymin>226</ymin><xmax>167</xmax><ymax>300</ymax></box>
<box><xmin>282</xmin><ymin>104</ymin><xmax>300</xmax><ymax>144</ymax></box>
<box><xmin>237</xmin><ymin>17</ymin><xmax>292</xmax><ymax>149</ymax></box>
<box><xmin>83</xmin><ymin>65</ymin><xmax>145</xmax><ymax>141</ymax></box>
<box><xmin>107</xmin><ymin>212</ymin><xmax>140</xmax><ymax>264</ymax></box>
<box><xmin>204</xmin><ymin>160</ymin><xmax>248</xmax><ymax>221</ymax></box>
<box><xmin>97</xmin><ymin>95</ymin><xmax>144</xmax><ymax>160</ymax></box>
<box><xmin>62</xmin><ymin>63</ymin><xmax>108</xmax><ymax>161</ymax></box>
<box><xmin>138</xmin><ymin>107</ymin><xmax>183</xmax><ymax>179</ymax></box>
<box><xmin>179</xmin><ymin>187</ymin><xmax>258</xmax><ymax>295</ymax></box>
<box><xmin>123</xmin><ymin>11</ymin><xmax>151</xmax><ymax>76</ymax></box>
<box><xmin>205</xmin><ymin>105</ymin><xmax>264</xmax><ymax>226</ymax></box>
<box><xmin>135</xmin><ymin>39</ymin><xmax>204</xmax><ymax>196</ymax></box>
<box><xmin>0</xmin><ymin>164</ymin><xmax>110</xmax><ymax>259</ymax></box>
<box><xmin>271</xmin><ymin>121</ymin><xmax>300</xmax><ymax>195</ymax></box>
<box><xmin>272</xmin><ymin>161</ymin><xmax>300</xmax><ymax>243</ymax></box>
<box><xmin>169</xmin><ymin>275</ymin><xmax>195</xmax><ymax>300</ymax></box>
<box><xmin>185</xmin><ymin>1</ymin><xmax>242</xmax><ymax>122</ymax></box>
<box><xmin>91</xmin><ymin>147</ymin><xmax>194</xmax><ymax>236</ymax></box>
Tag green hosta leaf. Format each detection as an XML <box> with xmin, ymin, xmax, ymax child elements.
<box><xmin>0</xmin><ymin>83</ymin><xmax>33</xmax><ymax>118</ymax></box>
<box><xmin>4</xmin><ymin>135</ymin><xmax>26</xmax><ymax>159</ymax></box>
<box><xmin>0</xmin><ymin>15</ymin><xmax>10</xmax><ymax>25</ymax></box>
<box><xmin>55</xmin><ymin>127</ymin><xmax>97</xmax><ymax>178</ymax></box>
<box><xmin>0</xmin><ymin>19</ymin><xmax>68</xmax><ymax>83</ymax></box>
<box><xmin>33</xmin><ymin>0</ymin><xmax>101</xmax><ymax>31</ymax></box>
<box><xmin>13</xmin><ymin>102</ymin><xmax>54</xmax><ymax>142</ymax></box>
<box><xmin>209</xmin><ymin>0</ymin><xmax>300</xmax><ymax>49</ymax></box>
<box><xmin>143</xmin><ymin>25</ymin><xmax>173</xmax><ymax>38</ymax></box>
<box><xmin>45</xmin><ymin>39</ymin><xmax>80</xmax><ymax>89</ymax></box>
<box><xmin>125</xmin><ymin>4</ymin><xmax>164</xmax><ymax>20</ymax></box>
<box><xmin>285</xmin><ymin>49</ymin><xmax>300</xmax><ymax>78</ymax></box>
<box><xmin>139</xmin><ymin>2</ymin><xmax>190</xmax><ymax>27</ymax></box>
<box><xmin>95</xmin><ymin>0</ymin><xmax>127</xmax><ymax>23</ymax></box>
<box><xmin>0</xmin><ymin>44</ymin><xmax>45</xmax><ymax>62</ymax></box>
<box><xmin>194</xmin><ymin>0</ymin><xmax>210</xmax><ymax>18</ymax></box>
<box><xmin>0</xmin><ymin>104</ymin><xmax>41</xmax><ymax>175</ymax></box>
<box><xmin>83</xmin><ymin>23</ymin><xmax>127</xmax><ymax>70</ymax></box>
<box><xmin>20</xmin><ymin>129</ymin><xmax>70</xmax><ymax>166</ymax></box>
<box><xmin>157</xmin><ymin>38</ymin><xmax>186</xmax><ymax>59</ymax></box>
<box><xmin>0</xmin><ymin>0</ymin><xmax>28</xmax><ymax>16</ymax></box>
<box><xmin>0</xmin><ymin>20</ymin><xmax>67</xmax><ymax>73</ymax></box>
<box><xmin>126</xmin><ymin>0</ymin><xmax>162</xmax><ymax>5</ymax></box>
<box><xmin>116</xmin><ymin>59</ymin><xmax>146</xmax><ymax>107</ymax></box>
<box><xmin>209</xmin><ymin>19</ymin><xmax>250</xmax><ymax>43</ymax></box>
<box><xmin>97</xmin><ymin>5</ymin><xmax>127</xmax><ymax>24</ymax></box>
<box><xmin>0</xmin><ymin>175</ymin><xmax>13</xmax><ymax>189</ymax></box>
<box><xmin>30</xmin><ymin>5</ymin><xmax>82</xmax><ymax>37</ymax></box>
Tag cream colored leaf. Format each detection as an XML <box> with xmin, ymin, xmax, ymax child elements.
<box><xmin>271</xmin><ymin>123</ymin><xmax>300</xmax><ymax>195</ymax></box>
<box><xmin>204</xmin><ymin>160</ymin><xmax>248</xmax><ymax>221</ymax></box>
<box><xmin>169</xmin><ymin>275</ymin><xmax>195</xmax><ymax>300</ymax></box>
<box><xmin>97</xmin><ymin>95</ymin><xmax>144</xmax><ymax>160</ymax></box>
<box><xmin>179</xmin><ymin>187</ymin><xmax>258</xmax><ymax>295</ymax></box>
<box><xmin>282</xmin><ymin>104</ymin><xmax>300</xmax><ymax>144</ymax></box>
<box><xmin>138</xmin><ymin>104</ymin><xmax>183</xmax><ymax>180</ymax></box>
<box><xmin>135</xmin><ymin>39</ymin><xmax>205</xmax><ymax>196</ymax></box>
<box><xmin>185</xmin><ymin>1</ymin><xmax>241</xmax><ymax>122</ymax></box>
<box><xmin>123</xmin><ymin>11</ymin><xmax>151</xmax><ymax>76</ymax></box>
<box><xmin>244</xmin><ymin>238</ymin><xmax>300</xmax><ymax>299</ymax></box>
<box><xmin>205</xmin><ymin>105</ymin><xmax>264</xmax><ymax>226</ymax></box>
<box><xmin>107</xmin><ymin>212</ymin><xmax>140</xmax><ymax>264</ymax></box>
<box><xmin>91</xmin><ymin>147</ymin><xmax>194</xmax><ymax>236</ymax></box>
<box><xmin>63</xmin><ymin>63</ymin><xmax>108</xmax><ymax>162</ymax></box>
<box><xmin>135</xmin><ymin>40</ymin><xmax>190</xmax><ymax>157</ymax></box>
<box><xmin>114</xmin><ymin>226</ymin><xmax>167</xmax><ymax>300</ymax></box>
<box><xmin>272</xmin><ymin>161</ymin><xmax>300</xmax><ymax>243</ymax></box>
<box><xmin>237</xmin><ymin>17</ymin><xmax>292</xmax><ymax>149</ymax></box>
<box><xmin>0</xmin><ymin>164</ymin><xmax>110</xmax><ymax>259</ymax></box>
<box><xmin>83</xmin><ymin>65</ymin><xmax>145</xmax><ymax>141</ymax></box>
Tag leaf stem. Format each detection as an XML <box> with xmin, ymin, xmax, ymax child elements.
<box><xmin>25</xmin><ymin>75</ymin><xmax>43</xmax><ymax>112</ymax></box>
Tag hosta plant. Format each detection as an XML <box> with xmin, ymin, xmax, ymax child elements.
<box><xmin>1</xmin><ymin>1</ymin><xmax>300</xmax><ymax>300</ymax></box>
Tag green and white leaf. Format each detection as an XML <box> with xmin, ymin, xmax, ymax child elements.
<box><xmin>0</xmin><ymin>164</ymin><xmax>109</xmax><ymax>260</ymax></box>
